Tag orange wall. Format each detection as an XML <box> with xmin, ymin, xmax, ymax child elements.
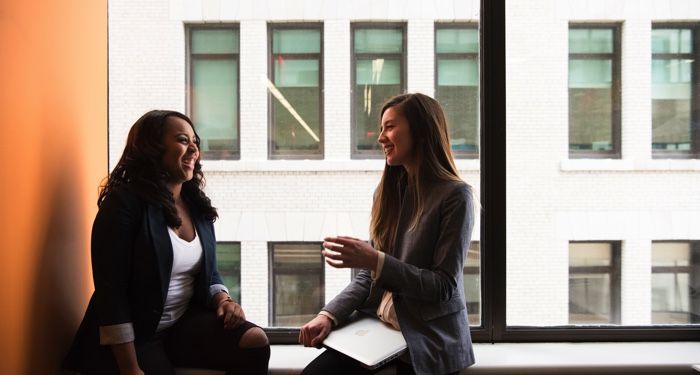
<box><xmin>0</xmin><ymin>1</ymin><xmax>107</xmax><ymax>374</ymax></box>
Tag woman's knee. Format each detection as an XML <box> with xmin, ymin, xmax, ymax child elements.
<box><xmin>238</xmin><ymin>327</ymin><xmax>269</xmax><ymax>348</ymax></box>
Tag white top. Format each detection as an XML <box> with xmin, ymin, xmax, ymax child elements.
<box><xmin>157</xmin><ymin>226</ymin><xmax>203</xmax><ymax>331</ymax></box>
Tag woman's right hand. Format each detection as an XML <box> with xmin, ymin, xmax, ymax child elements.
<box><xmin>299</xmin><ymin>314</ymin><xmax>332</xmax><ymax>347</ymax></box>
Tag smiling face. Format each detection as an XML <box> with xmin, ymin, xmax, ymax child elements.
<box><xmin>378</xmin><ymin>106</ymin><xmax>416</xmax><ymax>171</ymax></box>
<box><xmin>161</xmin><ymin>116</ymin><xmax>199</xmax><ymax>184</ymax></box>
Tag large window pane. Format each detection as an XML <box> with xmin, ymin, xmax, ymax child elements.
<box><xmin>189</xmin><ymin>27</ymin><xmax>240</xmax><ymax>159</ymax></box>
<box><xmin>269</xmin><ymin>243</ymin><xmax>324</xmax><ymax>327</ymax></box>
<box><xmin>269</xmin><ymin>26</ymin><xmax>323</xmax><ymax>159</ymax></box>
<box><xmin>216</xmin><ymin>242</ymin><xmax>241</xmax><ymax>303</ymax></box>
<box><xmin>436</xmin><ymin>24</ymin><xmax>479</xmax><ymax>157</ymax></box>
<box><xmin>569</xmin><ymin>242</ymin><xmax>620</xmax><ymax>325</ymax></box>
<box><xmin>352</xmin><ymin>25</ymin><xmax>405</xmax><ymax>157</ymax></box>
<box><xmin>568</xmin><ymin>26</ymin><xmax>619</xmax><ymax>156</ymax></box>
<box><xmin>651</xmin><ymin>27</ymin><xmax>697</xmax><ymax>156</ymax></box>
<box><xmin>652</xmin><ymin>242</ymin><xmax>700</xmax><ymax>324</ymax></box>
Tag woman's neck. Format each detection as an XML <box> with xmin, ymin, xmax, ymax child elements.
<box><xmin>167</xmin><ymin>182</ymin><xmax>183</xmax><ymax>203</ymax></box>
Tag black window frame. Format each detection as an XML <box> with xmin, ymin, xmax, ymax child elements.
<box><xmin>267</xmin><ymin>23</ymin><xmax>325</xmax><ymax>160</ymax></box>
<box><xmin>265</xmin><ymin>0</ymin><xmax>700</xmax><ymax>343</ymax></box>
<box><xmin>350</xmin><ymin>22</ymin><xmax>407</xmax><ymax>159</ymax></box>
<box><xmin>434</xmin><ymin>21</ymin><xmax>480</xmax><ymax>159</ymax></box>
<box><xmin>186</xmin><ymin>24</ymin><xmax>241</xmax><ymax>160</ymax></box>
<box><xmin>567</xmin><ymin>23</ymin><xmax>622</xmax><ymax>159</ymax></box>
<box><xmin>268</xmin><ymin>242</ymin><xmax>325</xmax><ymax>329</ymax></box>
<box><xmin>651</xmin><ymin>23</ymin><xmax>700</xmax><ymax>159</ymax></box>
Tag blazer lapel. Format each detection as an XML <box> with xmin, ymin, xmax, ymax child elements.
<box><xmin>194</xmin><ymin>217</ymin><xmax>213</xmax><ymax>283</ymax></box>
<box><xmin>147</xmin><ymin>204</ymin><xmax>173</xmax><ymax>305</ymax></box>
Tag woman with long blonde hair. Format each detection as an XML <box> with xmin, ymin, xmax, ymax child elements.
<box><xmin>299</xmin><ymin>93</ymin><xmax>476</xmax><ymax>375</ymax></box>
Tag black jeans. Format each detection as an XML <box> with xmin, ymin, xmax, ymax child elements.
<box><xmin>82</xmin><ymin>305</ymin><xmax>270</xmax><ymax>375</ymax></box>
<box><xmin>301</xmin><ymin>348</ymin><xmax>460</xmax><ymax>375</ymax></box>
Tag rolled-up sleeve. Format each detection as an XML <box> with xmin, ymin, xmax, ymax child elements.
<box><xmin>99</xmin><ymin>323</ymin><xmax>135</xmax><ymax>345</ymax></box>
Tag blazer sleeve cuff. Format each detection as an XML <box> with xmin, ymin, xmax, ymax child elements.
<box><xmin>318</xmin><ymin>310</ymin><xmax>338</xmax><ymax>326</ymax></box>
<box><xmin>209</xmin><ymin>284</ymin><xmax>230</xmax><ymax>300</ymax></box>
<box><xmin>370</xmin><ymin>251</ymin><xmax>386</xmax><ymax>281</ymax></box>
<box><xmin>99</xmin><ymin>323</ymin><xmax>135</xmax><ymax>345</ymax></box>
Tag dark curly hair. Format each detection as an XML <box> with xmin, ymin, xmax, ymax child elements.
<box><xmin>98</xmin><ymin>110</ymin><xmax>218</xmax><ymax>227</ymax></box>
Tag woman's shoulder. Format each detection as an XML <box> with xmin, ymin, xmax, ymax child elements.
<box><xmin>99</xmin><ymin>184</ymin><xmax>147</xmax><ymax>212</ymax></box>
<box><xmin>432</xmin><ymin>178</ymin><xmax>472</xmax><ymax>197</ymax></box>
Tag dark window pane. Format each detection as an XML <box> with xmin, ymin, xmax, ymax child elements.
<box><xmin>354</xmin><ymin>58</ymin><xmax>402</xmax><ymax>152</ymax></box>
<box><xmin>192</xmin><ymin>29</ymin><xmax>239</xmax><ymax>54</ymax></box>
<box><xmin>652</xmin><ymin>29</ymin><xmax>693</xmax><ymax>54</ymax></box>
<box><xmin>463</xmin><ymin>242</ymin><xmax>481</xmax><ymax>326</ymax></box>
<box><xmin>271</xmin><ymin>243</ymin><xmax>324</xmax><ymax>327</ymax></box>
<box><xmin>436</xmin><ymin>56</ymin><xmax>479</xmax><ymax>155</ymax></box>
<box><xmin>354</xmin><ymin>28</ymin><xmax>403</xmax><ymax>53</ymax></box>
<box><xmin>569</xmin><ymin>242</ymin><xmax>619</xmax><ymax>325</ymax></box>
<box><xmin>436</xmin><ymin>28</ymin><xmax>478</xmax><ymax>53</ymax></box>
<box><xmin>270</xmin><ymin>27</ymin><xmax>322</xmax><ymax>158</ymax></box>
<box><xmin>569</xmin><ymin>29</ymin><xmax>614</xmax><ymax>53</ymax></box>
<box><xmin>216</xmin><ymin>243</ymin><xmax>241</xmax><ymax>303</ymax></box>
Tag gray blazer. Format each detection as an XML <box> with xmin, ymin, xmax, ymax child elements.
<box><xmin>323</xmin><ymin>178</ymin><xmax>475</xmax><ymax>375</ymax></box>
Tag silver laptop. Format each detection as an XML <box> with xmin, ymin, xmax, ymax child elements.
<box><xmin>323</xmin><ymin>313</ymin><xmax>407</xmax><ymax>369</ymax></box>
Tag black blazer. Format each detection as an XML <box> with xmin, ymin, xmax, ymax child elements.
<box><xmin>63</xmin><ymin>186</ymin><xmax>225</xmax><ymax>371</ymax></box>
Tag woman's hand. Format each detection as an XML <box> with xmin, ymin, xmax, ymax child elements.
<box><xmin>322</xmin><ymin>236</ymin><xmax>379</xmax><ymax>271</ymax></box>
<box><xmin>299</xmin><ymin>314</ymin><xmax>332</xmax><ymax>347</ymax></box>
<box><xmin>216</xmin><ymin>296</ymin><xmax>246</xmax><ymax>329</ymax></box>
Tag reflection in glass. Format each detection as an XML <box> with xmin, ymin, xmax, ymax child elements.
<box><xmin>568</xmin><ymin>27</ymin><xmax>617</xmax><ymax>154</ymax></box>
<box><xmin>270</xmin><ymin>27</ymin><xmax>322</xmax><ymax>157</ymax></box>
<box><xmin>569</xmin><ymin>242</ymin><xmax>620</xmax><ymax>325</ymax></box>
<box><xmin>463</xmin><ymin>241</ymin><xmax>481</xmax><ymax>326</ymax></box>
<box><xmin>652</xmin><ymin>242</ymin><xmax>700</xmax><ymax>324</ymax></box>
<box><xmin>353</xmin><ymin>26</ymin><xmax>404</xmax><ymax>155</ymax></box>
<box><xmin>436</xmin><ymin>25</ymin><xmax>479</xmax><ymax>157</ymax></box>
<box><xmin>270</xmin><ymin>243</ymin><xmax>324</xmax><ymax>327</ymax></box>
<box><xmin>190</xmin><ymin>28</ymin><xmax>239</xmax><ymax>158</ymax></box>
<box><xmin>652</xmin><ymin>28</ymin><xmax>694</xmax><ymax>153</ymax></box>
<box><xmin>216</xmin><ymin>243</ymin><xmax>241</xmax><ymax>303</ymax></box>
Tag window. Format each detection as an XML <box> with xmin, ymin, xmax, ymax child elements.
<box><xmin>435</xmin><ymin>24</ymin><xmax>480</xmax><ymax>158</ymax></box>
<box><xmin>651</xmin><ymin>25</ymin><xmax>700</xmax><ymax>158</ymax></box>
<box><xmin>187</xmin><ymin>26</ymin><xmax>240</xmax><ymax>159</ymax></box>
<box><xmin>568</xmin><ymin>25</ymin><xmax>621</xmax><ymax>158</ymax></box>
<box><xmin>652</xmin><ymin>241</ymin><xmax>700</xmax><ymax>324</ymax></box>
<box><xmin>268</xmin><ymin>25</ymin><xmax>323</xmax><ymax>159</ymax></box>
<box><xmin>352</xmin><ymin>24</ymin><xmax>406</xmax><ymax>158</ymax></box>
<box><xmin>464</xmin><ymin>241</ymin><xmax>481</xmax><ymax>326</ymax></box>
<box><xmin>269</xmin><ymin>243</ymin><xmax>324</xmax><ymax>327</ymax></box>
<box><xmin>569</xmin><ymin>242</ymin><xmax>621</xmax><ymax>325</ymax></box>
<box><xmin>216</xmin><ymin>242</ymin><xmax>241</xmax><ymax>303</ymax></box>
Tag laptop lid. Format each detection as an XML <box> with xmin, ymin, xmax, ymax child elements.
<box><xmin>322</xmin><ymin>314</ymin><xmax>407</xmax><ymax>369</ymax></box>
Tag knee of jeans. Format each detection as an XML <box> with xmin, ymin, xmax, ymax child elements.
<box><xmin>238</xmin><ymin>327</ymin><xmax>269</xmax><ymax>348</ymax></box>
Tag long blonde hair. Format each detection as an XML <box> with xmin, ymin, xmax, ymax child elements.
<box><xmin>370</xmin><ymin>93</ymin><xmax>462</xmax><ymax>253</ymax></box>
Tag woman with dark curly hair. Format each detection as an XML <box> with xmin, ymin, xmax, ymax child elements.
<box><xmin>63</xmin><ymin>110</ymin><xmax>270</xmax><ymax>375</ymax></box>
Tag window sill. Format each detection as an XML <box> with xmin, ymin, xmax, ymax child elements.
<box><xmin>561</xmin><ymin>159</ymin><xmax>700</xmax><ymax>171</ymax></box>
<box><xmin>201</xmin><ymin>159</ymin><xmax>480</xmax><ymax>172</ymax></box>
<box><xmin>174</xmin><ymin>342</ymin><xmax>700</xmax><ymax>375</ymax></box>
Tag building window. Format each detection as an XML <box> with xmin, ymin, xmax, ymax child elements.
<box><xmin>568</xmin><ymin>25</ymin><xmax>621</xmax><ymax>158</ymax></box>
<box><xmin>651</xmin><ymin>26</ymin><xmax>700</xmax><ymax>158</ymax></box>
<box><xmin>569</xmin><ymin>242</ymin><xmax>621</xmax><ymax>325</ymax></box>
<box><xmin>187</xmin><ymin>26</ymin><xmax>240</xmax><ymax>159</ymax></box>
<box><xmin>216</xmin><ymin>242</ymin><xmax>241</xmax><ymax>303</ymax></box>
<box><xmin>351</xmin><ymin>24</ymin><xmax>406</xmax><ymax>158</ymax></box>
<box><xmin>435</xmin><ymin>24</ymin><xmax>479</xmax><ymax>158</ymax></box>
<box><xmin>269</xmin><ymin>243</ymin><xmax>324</xmax><ymax>327</ymax></box>
<box><xmin>652</xmin><ymin>241</ymin><xmax>700</xmax><ymax>324</ymax></box>
<box><xmin>463</xmin><ymin>241</ymin><xmax>481</xmax><ymax>326</ymax></box>
<box><xmin>268</xmin><ymin>25</ymin><xmax>323</xmax><ymax>159</ymax></box>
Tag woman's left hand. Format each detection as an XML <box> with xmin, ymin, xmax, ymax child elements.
<box><xmin>216</xmin><ymin>298</ymin><xmax>246</xmax><ymax>329</ymax></box>
<box><xmin>322</xmin><ymin>236</ymin><xmax>378</xmax><ymax>271</ymax></box>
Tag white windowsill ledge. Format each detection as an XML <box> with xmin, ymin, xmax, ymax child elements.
<box><xmin>561</xmin><ymin>159</ymin><xmax>700</xmax><ymax>171</ymax></box>
<box><xmin>201</xmin><ymin>159</ymin><xmax>481</xmax><ymax>173</ymax></box>
<box><xmin>175</xmin><ymin>342</ymin><xmax>700</xmax><ymax>375</ymax></box>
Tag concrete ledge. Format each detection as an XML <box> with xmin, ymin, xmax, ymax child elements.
<box><xmin>175</xmin><ymin>342</ymin><xmax>700</xmax><ymax>375</ymax></box>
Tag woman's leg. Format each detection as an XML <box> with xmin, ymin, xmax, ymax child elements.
<box><xmin>164</xmin><ymin>304</ymin><xmax>270</xmax><ymax>375</ymax></box>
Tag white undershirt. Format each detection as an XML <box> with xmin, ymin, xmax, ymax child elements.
<box><xmin>157</xmin><ymin>226</ymin><xmax>203</xmax><ymax>332</ymax></box>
